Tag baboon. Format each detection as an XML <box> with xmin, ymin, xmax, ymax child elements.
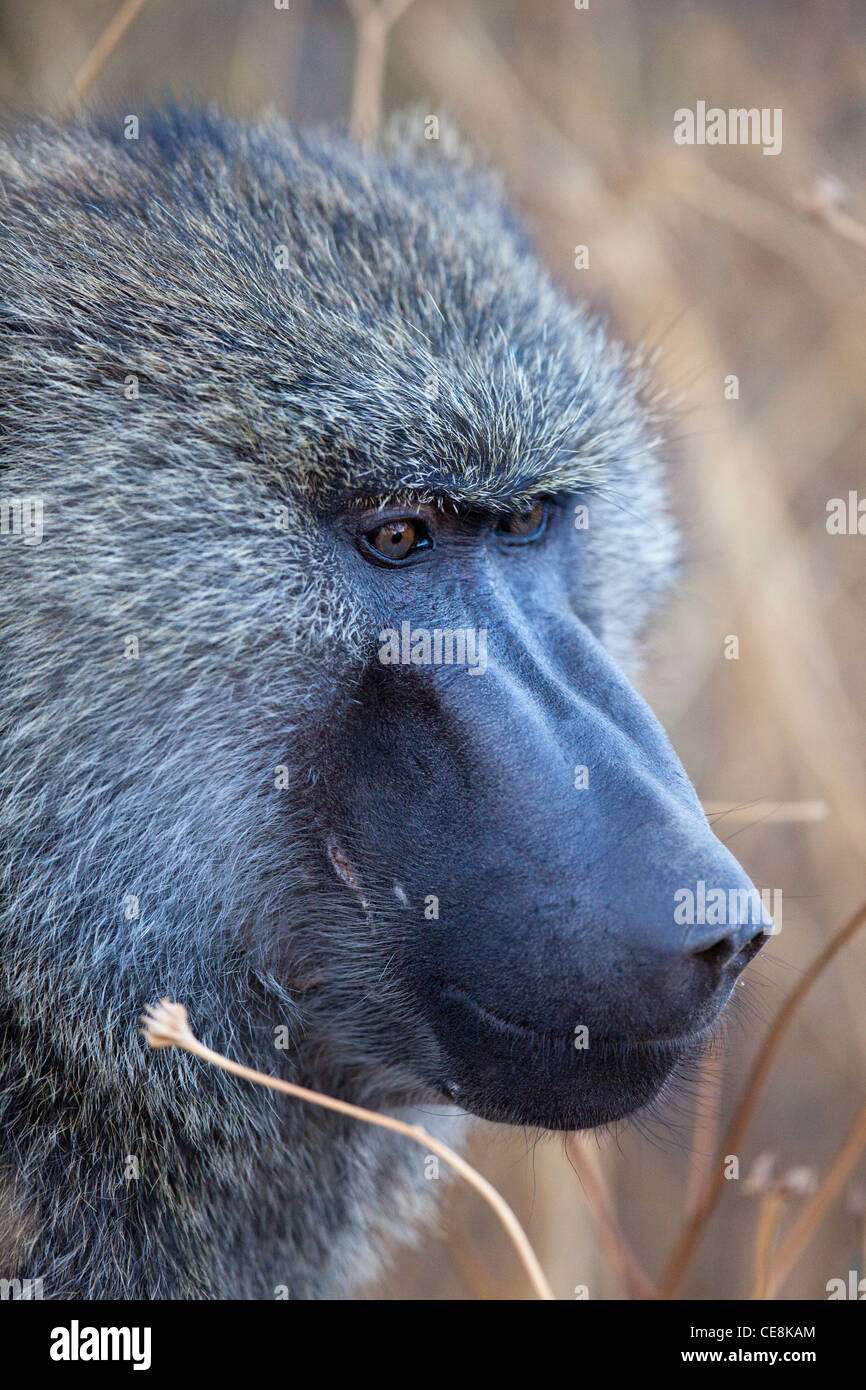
<box><xmin>0</xmin><ymin>108</ymin><xmax>767</xmax><ymax>1299</ymax></box>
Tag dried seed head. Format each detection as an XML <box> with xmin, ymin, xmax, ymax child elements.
<box><xmin>778</xmin><ymin>1166</ymin><xmax>818</xmax><ymax>1201</ymax></box>
<box><xmin>140</xmin><ymin>999</ymin><xmax>195</xmax><ymax>1051</ymax></box>
<box><xmin>743</xmin><ymin>1151</ymin><xmax>777</xmax><ymax>1196</ymax></box>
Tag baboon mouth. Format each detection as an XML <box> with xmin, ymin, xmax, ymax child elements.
<box><xmin>432</xmin><ymin>981</ymin><xmax>720</xmax><ymax>1052</ymax></box>
<box><xmin>427</xmin><ymin>983</ymin><xmax>716</xmax><ymax>1130</ymax></box>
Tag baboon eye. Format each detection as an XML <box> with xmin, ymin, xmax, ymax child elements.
<box><xmin>495</xmin><ymin>500</ymin><xmax>547</xmax><ymax>542</ymax></box>
<box><xmin>360</xmin><ymin>517</ymin><xmax>432</xmax><ymax>565</ymax></box>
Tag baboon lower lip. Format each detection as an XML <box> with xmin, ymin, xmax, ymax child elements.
<box><xmin>432</xmin><ymin>982</ymin><xmax>718</xmax><ymax>1056</ymax></box>
<box><xmin>426</xmin><ymin>984</ymin><xmax>714</xmax><ymax>1128</ymax></box>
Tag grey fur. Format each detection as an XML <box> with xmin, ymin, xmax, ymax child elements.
<box><xmin>0</xmin><ymin>107</ymin><xmax>676</xmax><ymax>1298</ymax></box>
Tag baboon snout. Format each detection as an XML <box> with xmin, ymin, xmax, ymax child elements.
<box><xmin>318</xmin><ymin>612</ymin><xmax>769</xmax><ymax>1128</ymax></box>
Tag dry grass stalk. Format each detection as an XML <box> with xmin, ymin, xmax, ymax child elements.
<box><xmin>658</xmin><ymin>901</ymin><xmax>866</xmax><ymax>1298</ymax></box>
<box><xmin>766</xmin><ymin>1093</ymin><xmax>866</xmax><ymax>1298</ymax></box>
<box><xmin>443</xmin><ymin>1213</ymin><xmax>503</xmax><ymax>1301</ymax></box>
<box><xmin>141</xmin><ymin>998</ymin><xmax>554</xmax><ymax>1301</ymax></box>
<box><xmin>345</xmin><ymin>0</ymin><xmax>416</xmax><ymax>143</ymax></box>
<box><xmin>750</xmin><ymin>1189</ymin><xmax>786</xmax><ymax>1300</ymax></box>
<box><xmin>63</xmin><ymin>0</ymin><xmax>152</xmax><ymax>116</ymax></box>
<box><xmin>566</xmin><ymin>1134</ymin><xmax>655</xmax><ymax>1299</ymax></box>
<box><xmin>684</xmin><ymin>1052</ymin><xmax>725</xmax><ymax>1216</ymax></box>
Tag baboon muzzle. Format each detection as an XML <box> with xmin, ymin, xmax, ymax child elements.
<box><xmin>323</xmin><ymin>605</ymin><xmax>767</xmax><ymax>1130</ymax></box>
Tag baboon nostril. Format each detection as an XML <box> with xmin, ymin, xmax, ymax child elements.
<box><xmin>733</xmin><ymin>926</ymin><xmax>768</xmax><ymax>966</ymax></box>
<box><xmin>690</xmin><ymin>923</ymin><xmax>767</xmax><ymax>972</ymax></box>
<box><xmin>692</xmin><ymin>934</ymin><xmax>740</xmax><ymax>971</ymax></box>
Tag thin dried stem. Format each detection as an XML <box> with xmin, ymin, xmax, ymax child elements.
<box><xmin>766</xmin><ymin>1093</ymin><xmax>866</xmax><ymax>1298</ymax></box>
<box><xmin>142</xmin><ymin>999</ymin><xmax>553</xmax><ymax>1301</ymax></box>
<box><xmin>685</xmin><ymin>1053</ymin><xmax>725</xmax><ymax>1215</ymax></box>
<box><xmin>566</xmin><ymin>1135</ymin><xmax>655</xmax><ymax>1299</ymax></box>
<box><xmin>443</xmin><ymin>1213</ymin><xmax>503</xmax><ymax>1301</ymax></box>
<box><xmin>346</xmin><ymin>0</ymin><xmax>416</xmax><ymax>143</ymax></box>
<box><xmin>658</xmin><ymin>901</ymin><xmax>866</xmax><ymax>1299</ymax></box>
<box><xmin>63</xmin><ymin>0</ymin><xmax>152</xmax><ymax>116</ymax></box>
<box><xmin>749</xmin><ymin>1190</ymin><xmax>785</xmax><ymax>1299</ymax></box>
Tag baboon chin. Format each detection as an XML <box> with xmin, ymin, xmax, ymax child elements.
<box><xmin>0</xmin><ymin>107</ymin><xmax>766</xmax><ymax>1298</ymax></box>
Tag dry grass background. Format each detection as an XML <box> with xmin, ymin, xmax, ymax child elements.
<box><xmin>2</xmin><ymin>0</ymin><xmax>865</xmax><ymax>1300</ymax></box>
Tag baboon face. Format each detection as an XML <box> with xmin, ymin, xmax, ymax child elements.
<box><xmin>299</xmin><ymin>491</ymin><xmax>767</xmax><ymax>1132</ymax></box>
<box><xmin>0</xmin><ymin>112</ymin><xmax>767</xmax><ymax>1139</ymax></box>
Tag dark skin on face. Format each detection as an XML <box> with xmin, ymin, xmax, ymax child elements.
<box><xmin>313</xmin><ymin>494</ymin><xmax>766</xmax><ymax>1132</ymax></box>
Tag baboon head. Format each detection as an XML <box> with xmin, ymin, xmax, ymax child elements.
<box><xmin>0</xmin><ymin>109</ymin><xmax>767</xmax><ymax>1157</ymax></box>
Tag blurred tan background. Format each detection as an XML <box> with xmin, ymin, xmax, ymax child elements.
<box><xmin>3</xmin><ymin>0</ymin><xmax>864</xmax><ymax>1300</ymax></box>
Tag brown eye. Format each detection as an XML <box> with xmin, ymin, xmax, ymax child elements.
<box><xmin>495</xmin><ymin>500</ymin><xmax>547</xmax><ymax>542</ymax></box>
<box><xmin>362</xmin><ymin>517</ymin><xmax>431</xmax><ymax>565</ymax></box>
